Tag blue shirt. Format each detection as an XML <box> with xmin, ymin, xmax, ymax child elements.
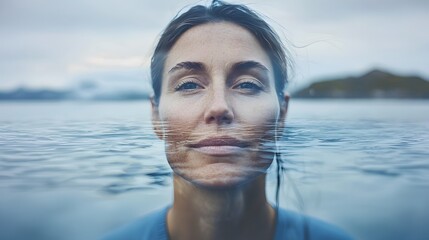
<box><xmin>102</xmin><ymin>206</ymin><xmax>352</xmax><ymax>239</ymax></box>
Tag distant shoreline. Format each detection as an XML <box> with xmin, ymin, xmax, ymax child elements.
<box><xmin>1</xmin><ymin>69</ymin><xmax>428</xmax><ymax>100</ymax></box>
<box><xmin>292</xmin><ymin>69</ymin><xmax>429</xmax><ymax>99</ymax></box>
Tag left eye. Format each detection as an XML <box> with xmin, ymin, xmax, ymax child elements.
<box><xmin>179</xmin><ymin>82</ymin><xmax>199</xmax><ymax>90</ymax></box>
<box><xmin>236</xmin><ymin>82</ymin><xmax>262</xmax><ymax>90</ymax></box>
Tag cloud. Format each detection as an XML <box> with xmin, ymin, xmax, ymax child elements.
<box><xmin>0</xmin><ymin>0</ymin><xmax>204</xmax><ymax>32</ymax></box>
<box><xmin>0</xmin><ymin>0</ymin><xmax>428</xmax><ymax>91</ymax></box>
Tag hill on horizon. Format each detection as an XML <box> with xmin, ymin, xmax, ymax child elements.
<box><xmin>292</xmin><ymin>69</ymin><xmax>429</xmax><ymax>99</ymax></box>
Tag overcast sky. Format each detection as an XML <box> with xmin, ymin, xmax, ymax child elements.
<box><xmin>1</xmin><ymin>0</ymin><xmax>428</xmax><ymax>92</ymax></box>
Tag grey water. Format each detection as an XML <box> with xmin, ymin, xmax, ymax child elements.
<box><xmin>0</xmin><ymin>100</ymin><xmax>428</xmax><ymax>240</ymax></box>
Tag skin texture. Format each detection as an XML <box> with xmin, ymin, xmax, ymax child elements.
<box><xmin>151</xmin><ymin>22</ymin><xmax>288</xmax><ymax>240</ymax></box>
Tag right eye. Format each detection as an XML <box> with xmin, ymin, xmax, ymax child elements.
<box><xmin>175</xmin><ymin>80</ymin><xmax>202</xmax><ymax>92</ymax></box>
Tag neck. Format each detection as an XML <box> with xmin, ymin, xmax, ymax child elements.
<box><xmin>167</xmin><ymin>174</ymin><xmax>276</xmax><ymax>240</ymax></box>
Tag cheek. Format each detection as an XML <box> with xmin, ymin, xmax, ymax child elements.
<box><xmin>235</xmin><ymin>96</ymin><xmax>280</xmax><ymax>128</ymax></box>
<box><xmin>237</xmin><ymin>97</ymin><xmax>281</xmax><ymax>157</ymax></box>
<box><xmin>159</xmin><ymin>94</ymin><xmax>203</xmax><ymax>117</ymax></box>
<box><xmin>158</xmin><ymin>97</ymin><xmax>203</xmax><ymax>158</ymax></box>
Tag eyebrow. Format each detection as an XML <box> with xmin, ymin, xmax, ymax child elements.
<box><xmin>167</xmin><ymin>60</ymin><xmax>269</xmax><ymax>75</ymax></box>
<box><xmin>231</xmin><ymin>61</ymin><xmax>269</xmax><ymax>73</ymax></box>
<box><xmin>168</xmin><ymin>61</ymin><xmax>206</xmax><ymax>74</ymax></box>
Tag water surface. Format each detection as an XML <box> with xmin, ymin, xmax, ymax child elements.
<box><xmin>0</xmin><ymin>100</ymin><xmax>428</xmax><ymax>240</ymax></box>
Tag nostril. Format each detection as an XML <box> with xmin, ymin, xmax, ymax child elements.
<box><xmin>219</xmin><ymin>111</ymin><xmax>233</xmax><ymax>124</ymax></box>
<box><xmin>205</xmin><ymin>108</ymin><xmax>234</xmax><ymax>124</ymax></box>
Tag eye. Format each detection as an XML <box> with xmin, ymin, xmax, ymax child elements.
<box><xmin>234</xmin><ymin>80</ymin><xmax>263</xmax><ymax>93</ymax></box>
<box><xmin>175</xmin><ymin>80</ymin><xmax>202</xmax><ymax>92</ymax></box>
<box><xmin>237</xmin><ymin>82</ymin><xmax>262</xmax><ymax>90</ymax></box>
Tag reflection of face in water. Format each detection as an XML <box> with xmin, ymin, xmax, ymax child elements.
<box><xmin>153</xmin><ymin>22</ymin><xmax>286</xmax><ymax>188</ymax></box>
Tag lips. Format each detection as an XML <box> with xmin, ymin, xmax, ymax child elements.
<box><xmin>189</xmin><ymin>136</ymin><xmax>250</xmax><ymax>148</ymax></box>
<box><xmin>188</xmin><ymin>136</ymin><xmax>250</xmax><ymax>156</ymax></box>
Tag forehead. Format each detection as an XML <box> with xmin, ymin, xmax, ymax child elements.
<box><xmin>164</xmin><ymin>22</ymin><xmax>272</xmax><ymax>73</ymax></box>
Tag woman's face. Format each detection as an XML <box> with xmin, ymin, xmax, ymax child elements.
<box><xmin>152</xmin><ymin>22</ymin><xmax>288</xmax><ymax>188</ymax></box>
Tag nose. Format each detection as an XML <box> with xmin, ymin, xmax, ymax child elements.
<box><xmin>204</xmin><ymin>87</ymin><xmax>234</xmax><ymax>124</ymax></box>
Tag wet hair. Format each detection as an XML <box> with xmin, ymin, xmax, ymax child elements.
<box><xmin>150</xmin><ymin>0</ymin><xmax>290</xmax><ymax>105</ymax></box>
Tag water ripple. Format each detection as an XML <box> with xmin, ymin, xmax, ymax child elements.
<box><xmin>1</xmin><ymin>102</ymin><xmax>428</xmax><ymax>194</ymax></box>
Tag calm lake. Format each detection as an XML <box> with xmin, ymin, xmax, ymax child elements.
<box><xmin>0</xmin><ymin>100</ymin><xmax>428</xmax><ymax>240</ymax></box>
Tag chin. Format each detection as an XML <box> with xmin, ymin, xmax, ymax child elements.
<box><xmin>192</xmin><ymin>176</ymin><xmax>251</xmax><ymax>189</ymax></box>
<box><xmin>176</xmin><ymin>165</ymin><xmax>266</xmax><ymax>190</ymax></box>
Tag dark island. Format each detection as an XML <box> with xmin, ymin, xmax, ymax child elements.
<box><xmin>0</xmin><ymin>88</ymin><xmax>74</xmax><ymax>101</ymax></box>
<box><xmin>0</xmin><ymin>87</ymin><xmax>149</xmax><ymax>101</ymax></box>
<box><xmin>292</xmin><ymin>69</ymin><xmax>429</xmax><ymax>99</ymax></box>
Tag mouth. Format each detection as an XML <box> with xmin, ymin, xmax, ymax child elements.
<box><xmin>187</xmin><ymin>136</ymin><xmax>251</xmax><ymax>156</ymax></box>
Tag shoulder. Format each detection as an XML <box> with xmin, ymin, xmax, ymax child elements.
<box><xmin>100</xmin><ymin>206</ymin><xmax>169</xmax><ymax>240</ymax></box>
<box><xmin>275</xmin><ymin>208</ymin><xmax>353</xmax><ymax>240</ymax></box>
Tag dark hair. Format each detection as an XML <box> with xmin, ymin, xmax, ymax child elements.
<box><xmin>150</xmin><ymin>0</ymin><xmax>290</xmax><ymax>105</ymax></box>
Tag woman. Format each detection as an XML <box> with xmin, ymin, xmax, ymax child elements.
<box><xmin>104</xmin><ymin>1</ymin><xmax>352</xmax><ymax>239</ymax></box>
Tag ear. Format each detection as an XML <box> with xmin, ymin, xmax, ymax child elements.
<box><xmin>151</xmin><ymin>96</ymin><xmax>164</xmax><ymax>140</ymax></box>
<box><xmin>277</xmin><ymin>93</ymin><xmax>290</xmax><ymax>137</ymax></box>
